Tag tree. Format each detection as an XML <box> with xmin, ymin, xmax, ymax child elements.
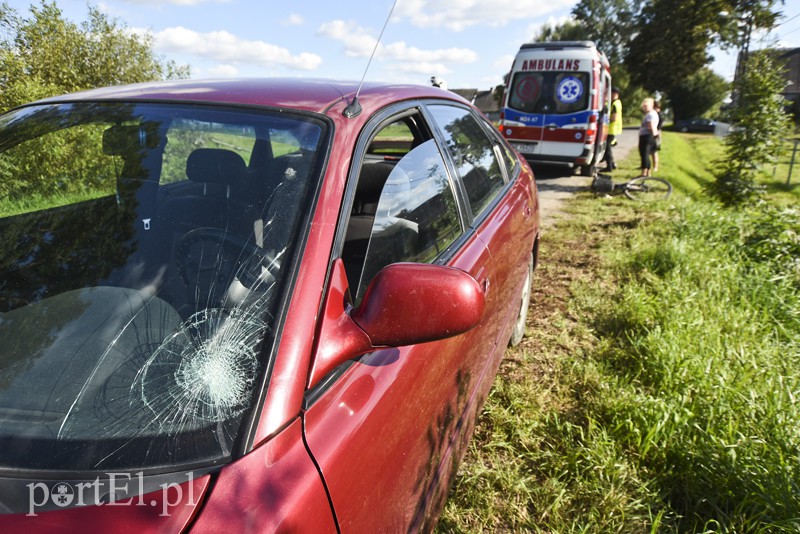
<box><xmin>532</xmin><ymin>0</ymin><xmax>637</xmax><ymax>68</ymax></box>
<box><xmin>0</xmin><ymin>1</ymin><xmax>189</xmax><ymax>113</ymax></box>
<box><xmin>492</xmin><ymin>84</ymin><xmax>504</xmax><ymax>108</ymax></box>
<box><xmin>627</xmin><ymin>0</ymin><xmax>718</xmax><ymax>93</ymax></box>
<box><xmin>571</xmin><ymin>0</ymin><xmax>637</xmax><ymax>66</ymax></box>
<box><xmin>668</xmin><ymin>68</ymin><xmax>730</xmax><ymax>120</ymax></box>
<box><xmin>626</xmin><ymin>0</ymin><xmax>781</xmax><ymax>95</ymax></box>
<box><xmin>532</xmin><ymin>19</ymin><xmax>589</xmax><ymax>43</ymax></box>
<box><xmin>709</xmin><ymin>50</ymin><xmax>790</xmax><ymax>205</ymax></box>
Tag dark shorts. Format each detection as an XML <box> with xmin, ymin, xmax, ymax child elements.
<box><xmin>639</xmin><ymin>134</ymin><xmax>654</xmax><ymax>169</ymax></box>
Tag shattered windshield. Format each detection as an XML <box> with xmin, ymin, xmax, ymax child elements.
<box><xmin>0</xmin><ymin>102</ymin><xmax>326</xmax><ymax>471</ymax></box>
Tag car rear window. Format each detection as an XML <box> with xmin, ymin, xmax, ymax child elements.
<box><xmin>427</xmin><ymin>105</ymin><xmax>506</xmax><ymax>219</ymax></box>
<box><xmin>508</xmin><ymin>71</ymin><xmax>590</xmax><ymax>115</ymax></box>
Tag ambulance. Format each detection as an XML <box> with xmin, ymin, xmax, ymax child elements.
<box><xmin>499</xmin><ymin>41</ymin><xmax>612</xmax><ymax>176</ymax></box>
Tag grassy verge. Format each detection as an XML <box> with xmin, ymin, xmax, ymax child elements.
<box><xmin>655</xmin><ymin>132</ymin><xmax>723</xmax><ymax>194</ymax></box>
<box><xmin>769</xmin><ymin>135</ymin><xmax>800</xmax><ymax>206</ymax></box>
<box><xmin>437</xmin><ymin>133</ymin><xmax>800</xmax><ymax>532</ymax></box>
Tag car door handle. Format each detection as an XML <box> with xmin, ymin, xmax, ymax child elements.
<box><xmin>523</xmin><ymin>204</ymin><xmax>532</xmax><ymax>218</ymax></box>
<box><xmin>545</xmin><ymin>123</ymin><xmax>558</xmax><ymax>131</ymax></box>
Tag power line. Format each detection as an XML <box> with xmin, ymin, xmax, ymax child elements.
<box><xmin>775</xmin><ymin>23</ymin><xmax>800</xmax><ymax>40</ymax></box>
<box><xmin>775</xmin><ymin>13</ymin><xmax>800</xmax><ymax>28</ymax></box>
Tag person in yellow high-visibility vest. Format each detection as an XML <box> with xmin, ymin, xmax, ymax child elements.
<box><xmin>604</xmin><ymin>87</ymin><xmax>622</xmax><ymax>171</ymax></box>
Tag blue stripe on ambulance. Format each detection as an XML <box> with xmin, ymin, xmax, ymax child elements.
<box><xmin>503</xmin><ymin>108</ymin><xmax>592</xmax><ymax>127</ymax></box>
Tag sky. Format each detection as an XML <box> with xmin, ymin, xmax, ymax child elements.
<box><xmin>4</xmin><ymin>0</ymin><xmax>800</xmax><ymax>91</ymax></box>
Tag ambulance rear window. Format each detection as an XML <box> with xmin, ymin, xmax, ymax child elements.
<box><xmin>508</xmin><ymin>71</ymin><xmax>590</xmax><ymax>115</ymax></box>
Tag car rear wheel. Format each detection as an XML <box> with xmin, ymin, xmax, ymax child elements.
<box><xmin>508</xmin><ymin>252</ymin><xmax>533</xmax><ymax>347</ymax></box>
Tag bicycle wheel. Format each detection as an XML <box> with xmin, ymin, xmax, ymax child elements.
<box><xmin>624</xmin><ymin>176</ymin><xmax>672</xmax><ymax>201</ymax></box>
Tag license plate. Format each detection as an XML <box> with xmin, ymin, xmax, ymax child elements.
<box><xmin>512</xmin><ymin>142</ymin><xmax>536</xmax><ymax>154</ymax></box>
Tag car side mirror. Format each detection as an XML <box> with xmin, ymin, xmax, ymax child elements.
<box><xmin>351</xmin><ymin>262</ymin><xmax>485</xmax><ymax>346</ymax></box>
<box><xmin>307</xmin><ymin>260</ymin><xmax>486</xmax><ymax>389</ymax></box>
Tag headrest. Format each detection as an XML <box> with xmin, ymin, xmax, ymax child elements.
<box><xmin>103</xmin><ymin>124</ymin><xmax>162</xmax><ymax>156</ymax></box>
<box><xmin>356</xmin><ymin>161</ymin><xmax>394</xmax><ymax>198</ymax></box>
<box><xmin>186</xmin><ymin>148</ymin><xmax>247</xmax><ymax>184</ymax></box>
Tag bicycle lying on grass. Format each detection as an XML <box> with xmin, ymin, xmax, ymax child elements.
<box><xmin>591</xmin><ymin>173</ymin><xmax>673</xmax><ymax>201</ymax></box>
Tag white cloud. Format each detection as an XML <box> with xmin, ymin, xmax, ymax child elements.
<box><xmin>318</xmin><ymin>19</ymin><xmax>478</xmax><ymax>72</ymax></box>
<box><xmin>153</xmin><ymin>26</ymin><xmax>322</xmax><ymax>70</ymax></box>
<box><xmin>382</xmin><ymin>41</ymin><xmax>478</xmax><ymax>63</ymax></box>
<box><xmin>395</xmin><ymin>0</ymin><xmax>575</xmax><ymax>31</ymax></box>
<box><xmin>526</xmin><ymin>14</ymin><xmax>573</xmax><ymax>41</ymax></box>
<box><xmin>317</xmin><ymin>20</ymin><xmax>380</xmax><ymax>57</ymax></box>
<box><xmin>493</xmin><ymin>54</ymin><xmax>515</xmax><ymax>71</ymax></box>
<box><xmin>392</xmin><ymin>61</ymin><xmax>453</xmax><ymax>75</ymax></box>
<box><xmin>207</xmin><ymin>64</ymin><xmax>240</xmax><ymax>77</ymax></box>
<box><xmin>318</xmin><ymin>19</ymin><xmax>478</xmax><ymax>84</ymax></box>
<box><xmin>96</xmin><ymin>1</ymin><xmax>137</xmax><ymax>20</ymax></box>
<box><xmin>479</xmin><ymin>75</ymin><xmax>505</xmax><ymax>86</ymax></box>
<box><xmin>282</xmin><ymin>14</ymin><xmax>304</xmax><ymax>26</ymax></box>
<box><xmin>119</xmin><ymin>0</ymin><xmax>232</xmax><ymax>5</ymax></box>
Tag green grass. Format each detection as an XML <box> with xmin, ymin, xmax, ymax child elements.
<box><xmin>593</xmin><ymin>202</ymin><xmax>800</xmax><ymax>531</ymax></box>
<box><xmin>606</xmin><ymin>131</ymin><xmax>722</xmax><ymax>195</ymax></box>
<box><xmin>765</xmin><ymin>136</ymin><xmax>800</xmax><ymax>206</ymax></box>
<box><xmin>656</xmin><ymin>131</ymin><xmax>723</xmax><ymax>194</ymax></box>
<box><xmin>610</xmin><ymin>132</ymin><xmax>800</xmax><ymax>205</ymax></box>
<box><xmin>438</xmin><ymin>132</ymin><xmax>800</xmax><ymax>533</ymax></box>
<box><xmin>0</xmin><ymin>188</ymin><xmax>113</xmax><ymax>217</ymax></box>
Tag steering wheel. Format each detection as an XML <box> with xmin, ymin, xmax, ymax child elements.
<box><xmin>176</xmin><ymin>228</ymin><xmax>280</xmax><ymax>300</ymax></box>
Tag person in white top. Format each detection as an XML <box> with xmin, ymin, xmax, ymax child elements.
<box><xmin>638</xmin><ymin>97</ymin><xmax>659</xmax><ymax>177</ymax></box>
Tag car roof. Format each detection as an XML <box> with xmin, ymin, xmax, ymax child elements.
<box><xmin>33</xmin><ymin>78</ymin><xmax>468</xmax><ymax>116</ymax></box>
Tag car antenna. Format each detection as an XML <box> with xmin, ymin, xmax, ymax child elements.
<box><xmin>343</xmin><ymin>0</ymin><xmax>398</xmax><ymax>118</ymax></box>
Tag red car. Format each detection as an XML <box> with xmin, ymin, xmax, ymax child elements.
<box><xmin>0</xmin><ymin>78</ymin><xmax>539</xmax><ymax>532</ymax></box>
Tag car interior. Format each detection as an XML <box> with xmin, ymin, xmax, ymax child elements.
<box><xmin>341</xmin><ymin>113</ymin><xmax>432</xmax><ymax>297</ymax></box>
<box><xmin>0</xmin><ymin>118</ymin><xmax>319</xmax><ymax>314</ymax></box>
<box><xmin>0</xmin><ymin>112</ymin><xmax>323</xmax><ymax>463</ymax></box>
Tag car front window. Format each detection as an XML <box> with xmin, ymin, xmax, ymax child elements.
<box><xmin>358</xmin><ymin>139</ymin><xmax>461</xmax><ymax>294</ymax></box>
<box><xmin>0</xmin><ymin>102</ymin><xmax>326</xmax><ymax>471</ymax></box>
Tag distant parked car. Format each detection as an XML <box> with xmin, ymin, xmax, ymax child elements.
<box><xmin>674</xmin><ymin>117</ymin><xmax>717</xmax><ymax>133</ymax></box>
<box><xmin>0</xmin><ymin>78</ymin><xmax>539</xmax><ymax>531</ymax></box>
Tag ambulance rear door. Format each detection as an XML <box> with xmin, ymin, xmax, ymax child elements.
<box><xmin>503</xmin><ymin>70</ymin><xmax>546</xmax><ymax>158</ymax></box>
<box><xmin>537</xmin><ymin>69</ymin><xmax>592</xmax><ymax>164</ymax></box>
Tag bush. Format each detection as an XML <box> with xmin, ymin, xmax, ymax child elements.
<box><xmin>709</xmin><ymin>51</ymin><xmax>791</xmax><ymax>206</ymax></box>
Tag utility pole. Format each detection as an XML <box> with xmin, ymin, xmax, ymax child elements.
<box><xmin>735</xmin><ymin>9</ymin><xmax>754</xmax><ymax>88</ymax></box>
<box><xmin>732</xmin><ymin>2</ymin><xmax>756</xmax><ymax>108</ymax></box>
<box><xmin>734</xmin><ymin>2</ymin><xmax>753</xmax><ymax>89</ymax></box>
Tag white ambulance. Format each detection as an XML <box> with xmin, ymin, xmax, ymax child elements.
<box><xmin>499</xmin><ymin>41</ymin><xmax>612</xmax><ymax>176</ymax></box>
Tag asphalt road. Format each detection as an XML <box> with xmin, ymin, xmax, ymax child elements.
<box><xmin>534</xmin><ymin>127</ymin><xmax>638</xmax><ymax>226</ymax></box>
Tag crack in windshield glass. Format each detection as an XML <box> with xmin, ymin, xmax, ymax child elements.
<box><xmin>54</xmin><ymin>220</ymin><xmax>284</xmax><ymax>465</ymax></box>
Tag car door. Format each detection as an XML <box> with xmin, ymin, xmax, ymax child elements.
<box><xmin>477</xmin><ymin>128</ymin><xmax>537</xmax><ymax>344</ymax></box>
<box><xmin>303</xmin><ymin>105</ymin><xmax>500</xmax><ymax>532</ymax></box>
<box><xmin>425</xmin><ymin>104</ymin><xmax>537</xmax><ymax>350</ymax></box>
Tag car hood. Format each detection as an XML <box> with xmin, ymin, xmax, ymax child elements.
<box><xmin>0</xmin><ymin>474</ymin><xmax>210</xmax><ymax>530</ymax></box>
